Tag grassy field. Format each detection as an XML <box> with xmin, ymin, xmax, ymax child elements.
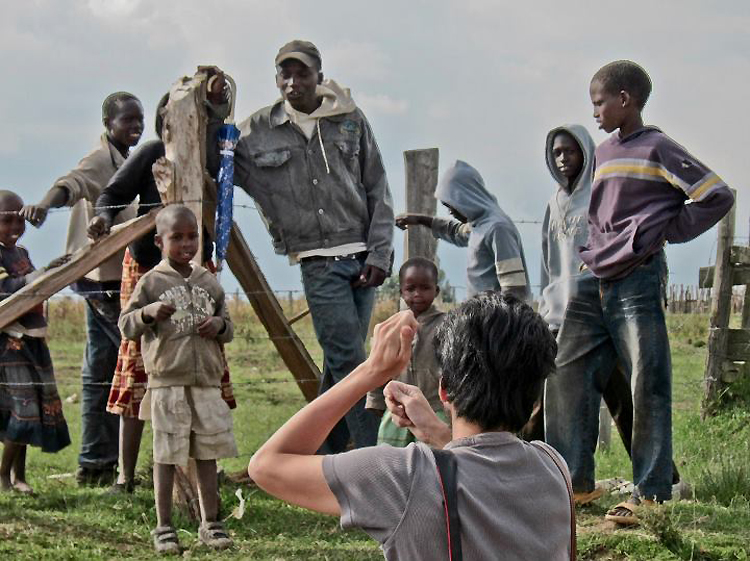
<box><xmin>1</xmin><ymin>298</ymin><xmax>749</xmax><ymax>560</ymax></box>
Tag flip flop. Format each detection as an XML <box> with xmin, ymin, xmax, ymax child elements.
<box><xmin>574</xmin><ymin>487</ymin><xmax>605</xmax><ymax>506</ymax></box>
<box><xmin>605</xmin><ymin>499</ymin><xmax>655</xmax><ymax>526</ymax></box>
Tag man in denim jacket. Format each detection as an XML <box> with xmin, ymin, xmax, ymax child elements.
<box><xmin>210</xmin><ymin>41</ymin><xmax>394</xmax><ymax>451</ymax></box>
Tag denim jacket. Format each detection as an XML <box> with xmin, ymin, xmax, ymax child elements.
<box><xmin>230</xmin><ymin>100</ymin><xmax>394</xmax><ymax>272</ymax></box>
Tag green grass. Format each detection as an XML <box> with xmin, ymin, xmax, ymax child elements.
<box><xmin>2</xmin><ymin>303</ymin><xmax>749</xmax><ymax>559</ymax></box>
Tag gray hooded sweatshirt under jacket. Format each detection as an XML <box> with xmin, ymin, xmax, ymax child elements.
<box><xmin>431</xmin><ymin>160</ymin><xmax>531</xmax><ymax>300</ymax></box>
<box><xmin>538</xmin><ymin>124</ymin><xmax>596</xmax><ymax>331</ymax></box>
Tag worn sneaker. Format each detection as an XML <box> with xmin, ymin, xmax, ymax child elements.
<box><xmin>198</xmin><ymin>521</ymin><xmax>233</xmax><ymax>550</ymax></box>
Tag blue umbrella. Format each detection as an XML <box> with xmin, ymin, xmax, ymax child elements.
<box><xmin>214</xmin><ymin>75</ymin><xmax>239</xmax><ymax>274</ymax></box>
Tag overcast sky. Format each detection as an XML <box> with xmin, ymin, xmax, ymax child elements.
<box><xmin>2</xmin><ymin>0</ymin><xmax>748</xmax><ymax>300</ymax></box>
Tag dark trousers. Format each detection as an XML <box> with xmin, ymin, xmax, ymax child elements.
<box><xmin>300</xmin><ymin>255</ymin><xmax>380</xmax><ymax>452</ymax></box>
<box><xmin>78</xmin><ymin>299</ymin><xmax>120</xmax><ymax>469</ymax></box>
<box><xmin>544</xmin><ymin>252</ymin><xmax>675</xmax><ymax>501</ymax></box>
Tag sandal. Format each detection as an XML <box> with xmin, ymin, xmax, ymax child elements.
<box><xmin>199</xmin><ymin>521</ymin><xmax>233</xmax><ymax>550</ymax></box>
<box><xmin>151</xmin><ymin>526</ymin><xmax>181</xmax><ymax>555</ymax></box>
<box><xmin>573</xmin><ymin>487</ymin><xmax>605</xmax><ymax>506</ymax></box>
<box><xmin>605</xmin><ymin>499</ymin><xmax>655</xmax><ymax>526</ymax></box>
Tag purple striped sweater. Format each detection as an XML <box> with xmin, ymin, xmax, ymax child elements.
<box><xmin>579</xmin><ymin>126</ymin><xmax>734</xmax><ymax>280</ymax></box>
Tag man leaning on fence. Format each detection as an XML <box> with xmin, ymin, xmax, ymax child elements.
<box><xmin>208</xmin><ymin>40</ymin><xmax>394</xmax><ymax>451</ymax></box>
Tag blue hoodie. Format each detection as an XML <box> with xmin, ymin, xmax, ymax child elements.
<box><xmin>431</xmin><ymin>160</ymin><xmax>531</xmax><ymax>300</ymax></box>
<box><xmin>538</xmin><ymin>125</ymin><xmax>596</xmax><ymax>331</ymax></box>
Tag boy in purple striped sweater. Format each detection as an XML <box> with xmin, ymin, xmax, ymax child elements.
<box><xmin>546</xmin><ymin>60</ymin><xmax>733</xmax><ymax>526</ymax></box>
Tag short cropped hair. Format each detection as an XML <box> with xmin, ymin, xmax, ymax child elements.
<box><xmin>399</xmin><ymin>257</ymin><xmax>439</xmax><ymax>284</ymax></box>
<box><xmin>592</xmin><ymin>60</ymin><xmax>652</xmax><ymax>110</ymax></box>
<box><xmin>155</xmin><ymin>204</ymin><xmax>197</xmax><ymax>235</ymax></box>
<box><xmin>434</xmin><ymin>292</ymin><xmax>557</xmax><ymax>432</ymax></box>
<box><xmin>101</xmin><ymin>91</ymin><xmax>140</xmax><ymax>124</ymax></box>
<box><xmin>154</xmin><ymin>92</ymin><xmax>170</xmax><ymax>139</ymax></box>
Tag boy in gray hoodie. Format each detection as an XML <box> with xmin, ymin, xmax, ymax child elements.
<box><xmin>541</xmin><ymin>125</ymin><xmax>646</xmax><ymax>503</ymax></box>
<box><xmin>396</xmin><ymin>160</ymin><xmax>531</xmax><ymax>301</ymax></box>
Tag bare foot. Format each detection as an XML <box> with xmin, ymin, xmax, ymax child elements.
<box><xmin>12</xmin><ymin>480</ymin><xmax>34</xmax><ymax>495</ymax></box>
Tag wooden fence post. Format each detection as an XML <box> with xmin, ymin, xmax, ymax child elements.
<box><xmin>703</xmin><ymin>193</ymin><xmax>736</xmax><ymax>416</ymax></box>
<box><xmin>403</xmin><ymin>149</ymin><xmax>439</xmax><ymax>262</ymax></box>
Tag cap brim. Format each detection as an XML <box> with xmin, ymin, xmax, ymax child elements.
<box><xmin>275</xmin><ymin>52</ymin><xmax>318</xmax><ymax>68</ymax></box>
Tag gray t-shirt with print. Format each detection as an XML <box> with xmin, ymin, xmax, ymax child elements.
<box><xmin>323</xmin><ymin>431</ymin><xmax>571</xmax><ymax>560</ymax></box>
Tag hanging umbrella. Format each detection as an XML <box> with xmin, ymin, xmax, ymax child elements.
<box><xmin>214</xmin><ymin>75</ymin><xmax>239</xmax><ymax>274</ymax></box>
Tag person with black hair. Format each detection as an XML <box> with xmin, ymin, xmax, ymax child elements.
<box><xmin>21</xmin><ymin>91</ymin><xmax>144</xmax><ymax>487</ymax></box>
<box><xmin>248</xmin><ymin>293</ymin><xmax>573</xmax><ymax>560</ymax></box>
<box><xmin>566</xmin><ymin>59</ymin><xmax>734</xmax><ymax>525</ymax></box>
<box><xmin>365</xmin><ymin>257</ymin><xmax>447</xmax><ymax>447</ymax></box>
<box><xmin>87</xmin><ymin>93</ymin><xmax>235</xmax><ymax>494</ymax></box>
<box><xmin>207</xmin><ymin>40</ymin><xmax>394</xmax><ymax>453</ymax></box>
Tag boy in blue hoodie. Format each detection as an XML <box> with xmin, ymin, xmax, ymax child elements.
<box><xmin>396</xmin><ymin>160</ymin><xmax>531</xmax><ymax>301</ymax></box>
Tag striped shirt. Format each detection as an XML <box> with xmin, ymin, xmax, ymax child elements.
<box><xmin>579</xmin><ymin>127</ymin><xmax>734</xmax><ymax>279</ymax></box>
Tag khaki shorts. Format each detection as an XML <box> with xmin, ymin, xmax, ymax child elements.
<box><xmin>140</xmin><ymin>386</ymin><xmax>238</xmax><ymax>466</ymax></box>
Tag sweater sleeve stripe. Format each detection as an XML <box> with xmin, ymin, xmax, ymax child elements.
<box><xmin>495</xmin><ymin>257</ymin><xmax>525</xmax><ymax>275</ymax></box>
<box><xmin>594</xmin><ymin>159</ymin><xmax>689</xmax><ymax>191</ymax></box>
<box><xmin>690</xmin><ymin>173</ymin><xmax>725</xmax><ymax>201</ymax></box>
<box><xmin>498</xmin><ymin>272</ymin><xmax>528</xmax><ymax>288</ymax></box>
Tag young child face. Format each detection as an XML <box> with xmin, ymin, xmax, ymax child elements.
<box><xmin>400</xmin><ymin>265</ymin><xmax>439</xmax><ymax>316</ymax></box>
<box><xmin>589</xmin><ymin>79</ymin><xmax>627</xmax><ymax>134</ymax></box>
<box><xmin>107</xmin><ymin>99</ymin><xmax>144</xmax><ymax>148</ymax></box>
<box><xmin>0</xmin><ymin>194</ymin><xmax>25</xmax><ymax>247</ymax></box>
<box><xmin>156</xmin><ymin>214</ymin><xmax>200</xmax><ymax>266</ymax></box>
<box><xmin>552</xmin><ymin>132</ymin><xmax>584</xmax><ymax>185</ymax></box>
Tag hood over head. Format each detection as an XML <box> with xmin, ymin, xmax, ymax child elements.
<box><xmin>545</xmin><ymin>124</ymin><xmax>595</xmax><ymax>191</ymax></box>
<box><xmin>434</xmin><ymin>160</ymin><xmax>500</xmax><ymax>223</ymax></box>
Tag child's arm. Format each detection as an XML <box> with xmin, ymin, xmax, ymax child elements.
<box><xmin>0</xmin><ymin>250</ymin><xmax>70</xmax><ymax>299</ymax></box>
<box><xmin>23</xmin><ymin>148</ymin><xmax>112</xmax><ymax>228</ymax></box>
<box><xmin>89</xmin><ymin>141</ymin><xmax>165</xmax><ymax>239</ymax></box>
<box><xmin>490</xmin><ymin>225</ymin><xmax>529</xmax><ymax>300</ymax></box>
<box><xmin>665</xmin><ymin>189</ymin><xmax>734</xmax><ymax>244</ymax></box>
<box><xmin>539</xmin><ymin>204</ymin><xmax>551</xmax><ymax>294</ymax></box>
<box><xmin>20</xmin><ymin>187</ymin><xmax>69</xmax><ymax>228</ymax></box>
<box><xmin>658</xmin><ymin>139</ymin><xmax>735</xmax><ymax>244</ymax></box>
<box><xmin>197</xmin><ymin>289</ymin><xmax>234</xmax><ymax>342</ymax></box>
<box><xmin>430</xmin><ymin>217</ymin><xmax>471</xmax><ymax>247</ymax></box>
<box><xmin>118</xmin><ymin>280</ymin><xmax>175</xmax><ymax>340</ymax></box>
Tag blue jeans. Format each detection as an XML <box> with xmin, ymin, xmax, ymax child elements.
<box><xmin>545</xmin><ymin>251</ymin><xmax>673</xmax><ymax>501</ymax></box>
<box><xmin>78</xmin><ymin>299</ymin><xmax>121</xmax><ymax>469</ymax></box>
<box><xmin>300</xmin><ymin>255</ymin><xmax>379</xmax><ymax>452</ymax></box>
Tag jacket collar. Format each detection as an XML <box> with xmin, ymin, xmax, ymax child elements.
<box><xmin>268</xmin><ymin>99</ymin><xmax>352</xmax><ymax>129</ymax></box>
<box><xmin>101</xmin><ymin>133</ymin><xmax>127</xmax><ymax>170</ymax></box>
<box><xmin>416</xmin><ymin>304</ymin><xmax>443</xmax><ymax>324</ymax></box>
<box><xmin>153</xmin><ymin>258</ymin><xmax>199</xmax><ymax>281</ymax></box>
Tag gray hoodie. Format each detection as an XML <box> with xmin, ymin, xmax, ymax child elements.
<box><xmin>431</xmin><ymin>161</ymin><xmax>531</xmax><ymax>300</ymax></box>
<box><xmin>538</xmin><ymin>125</ymin><xmax>596</xmax><ymax>331</ymax></box>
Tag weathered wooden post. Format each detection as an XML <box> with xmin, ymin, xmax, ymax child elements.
<box><xmin>703</xmin><ymin>191</ymin><xmax>737</xmax><ymax>416</ymax></box>
<box><xmin>403</xmin><ymin>148</ymin><xmax>439</xmax><ymax>261</ymax></box>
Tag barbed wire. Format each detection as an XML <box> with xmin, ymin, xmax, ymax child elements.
<box><xmin>5</xmin><ymin>198</ymin><xmax>549</xmax><ymax>225</ymax></box>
